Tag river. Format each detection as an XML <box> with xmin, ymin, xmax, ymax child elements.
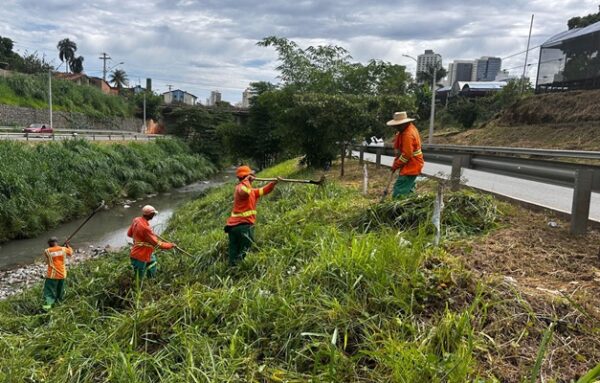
<box><xmin>0</xmin><ymin>172</ymin><xmax>230</xmax><ymax>298</ymax></box>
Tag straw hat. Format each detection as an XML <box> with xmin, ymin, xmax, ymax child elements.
<box><xmin>142</xmin><ymin>205</ymin><xmax>158</xmax><ymax>215</ymax></box>
<box><xmin>386</xmin><ymin>111</ymin><xmax>415</xmax><ymax>126</ymax></box>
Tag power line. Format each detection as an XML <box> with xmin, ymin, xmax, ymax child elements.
<box><xmin>502</xmin><ymin>44</ymin><xmax>541</xmax><ymax>60</ymax></box>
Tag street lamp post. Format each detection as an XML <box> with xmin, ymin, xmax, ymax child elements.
<box><xmin>428</xmin><ymin>65</ymin><xmax>436</xmax><ymax>145</ymax></box>
<box><xmin>403</xmin><ymin>54</ymin><xmax>437</xmax><ymax>144</ymax></box>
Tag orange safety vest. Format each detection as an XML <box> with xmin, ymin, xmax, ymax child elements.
<box><xmin>127</xmin><ymin>216</ymin><xmax>171</xmax><ymax>263</ymax></box>
<box><xmin>44</xmin><ymin>245</ymin><xmax>73</xmax><ymax>279</ymax></box>
<box><xmin>393</xmin><ymin>123</ymin><xmax>424</xmax><ymax>176</ymax></box>
<box><xmin>226</xmin><ymin>179</ymin><xmax>275</xmax><ymax>227</ymax></box>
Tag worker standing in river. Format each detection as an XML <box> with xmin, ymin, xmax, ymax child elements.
<box><xmin>225</xmin><ymin>166</ymin><xmax>279</xmax><ymax>266</ymax></box>
<box><xmin>42</xmin><ymin>237</ymin><xmax>73</xmax><ymax>311</ymax></box>
<box><xmin>127</xmin><ymin>205</ymin><xmax>175</xmax><ymax>281</ymax></box>
<box><xmin>387</xmin><ymin>111</ymin><xmax>424</xmax><ymax>197</ymax></box>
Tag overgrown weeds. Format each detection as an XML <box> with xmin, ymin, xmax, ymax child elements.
<box><xmin>0</xmin><ymin>159</ymin><xmax>595</xmax><ymax>382</ymax></box>
<box><xmin>0</xmin><ymin>139</ymin><xmax>215</xmax><ymax>242</ymax></box>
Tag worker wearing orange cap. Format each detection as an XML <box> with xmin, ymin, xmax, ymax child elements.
<box><xmin>225</xmin><ymin>165</ymin><xmax>279</xmax><ymax>266</ymax></box>
<box><xmin>42</xmin><ymin>236</ymin><xmax>73</xmax><ymax>311</ymax></box>
<box><xmin>127</xmin><ymin>205</ymin><xmax>175</xmax><ymax>280</ymax></box>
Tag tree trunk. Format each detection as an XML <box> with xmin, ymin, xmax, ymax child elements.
<box><xmin>340</xmin><ymin>143</ymin><xmax>346</xmax><ymax>177</ymax></box>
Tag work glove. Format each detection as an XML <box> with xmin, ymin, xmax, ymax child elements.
<box><xmin>391</xmin><ymin>157</ymin><xmax>403</xmax><ymax>171</ymax></box>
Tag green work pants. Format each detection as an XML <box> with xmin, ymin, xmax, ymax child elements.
<box><xmin>392</xmin><ymin>175</ymin><xmax>417</xmax><ymax>198</ymax></box>
<box><xmin>131</xmin><ymin>254</ymin><xmax>158</xmax><ymax>281</ymax></box>
<box><xmin>43</xmin><ymin>278</ymin><xmax>65</xmax><ymax>309</ymax></box>
<box><xmin>227</xmin><ymin>224</ymin><xmax>254</xmax><ymax>266</ymax></box>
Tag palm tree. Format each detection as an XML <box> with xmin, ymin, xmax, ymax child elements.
<box><xmin>70</xmin><ymin>56</ymin><xmax>84</xmax><ymax>74</ymax></box>
<box><xmin>109</xmin><ymin>69</ymin><xmax>128</xmax><ymax>89</ymax></box>
<box><xmin>57</xmin><ymin>38</ymin><xmax>77</xmax><ymax>73</ymax></box>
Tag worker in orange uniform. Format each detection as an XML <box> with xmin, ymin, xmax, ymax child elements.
<box><xmin>387</xmin><ymin>111</ymin><xmax>424</xmax><ymax>197</ymax></box>
<box><xmin>224</xmin><ymin>166</ymin><xmax>279</xmax><ymax>266</ymax></box>
<box><xmin>42</xmin><ymin>237</ymin><xmax>73</xmax><ymax>311</ymax></box>
<box><xmin>127</xmin><ymin>205</ymin><xmax>175</xmax><ymax>280</ymax></box>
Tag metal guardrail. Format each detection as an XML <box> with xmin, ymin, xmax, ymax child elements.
<box><xmin>423</xmin><ymin>143</ymin><xmax>600</xmax><ymax>160</ymax></box>
<box><xmin>355</xmin><ymin>144</ymin><xmax>599</xmax><ymax>235</ymax></box>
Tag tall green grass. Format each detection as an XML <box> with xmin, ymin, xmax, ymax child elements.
<box><xmin>0</xmin><ymin>73</ymin><xmax>132</xmax><ymax>118</ymax></box>
<box><xmin>0</xmin><ymin>160</ymin><xmax>592</xmax><ymax>382</ymax></box>
<box><xmin>0</xmin><ymin>139</ymin><xmax>215</xmax><ymax>242</ymax></box>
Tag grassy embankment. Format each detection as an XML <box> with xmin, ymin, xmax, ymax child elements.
<box><xmin>0</xmin><ymin>139</ymin><xmax>215</xmax><ymax>242</ymax></box>
<box><xmin>437</xmin><ymin>89</ymin><xmax>600</xmax><ymax>151</ymax></box>
<box><xmin>0</xmin><ymin>72</ymin><xmax>132</xmax><ymax>118</ymax></box>
<box><xmin>1</xmin><ymin>159</ymin><xmax>597</xmax><ymax>382</ymax></box>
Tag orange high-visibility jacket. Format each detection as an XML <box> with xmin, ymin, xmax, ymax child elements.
<box><xmin>392</xmin><ymin>123</ymin><xmax>424</xmax><ymax>176</ymax></box>
<box><xmin>226</xmin><ymin>179</ymin><xmax>276</xmax><ymax>227</ymax></box>
<box><xmin>44</xmin><ymin>245</ymin><xmax>73</xmax><ymax>279</ymax></box>
<box><xmin>127</xmin><ymin>216</ymin><xmax>173</xmax><ymax>263</ymax></box>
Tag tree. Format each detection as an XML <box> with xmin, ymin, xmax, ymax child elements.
<box><xmin>567</xmin><ymin>6</ymin><xmax>600</xmax><ymax>29</ymax></box>
<box><xmin>57</xmin><ymin>38</ymin><xmax>77</xmax><ymax>73</ymax></box>
<box><xmin>70</xmin><ymin>56</ymin><xmax>84</xmax><ymax>74</ymax></box>
<box><xmin>417</xmin><ymin>63</ymin><xmax>447</xmax><ymax>88</ymax></box>
<box><xmin>257</xmin><ymin>36</ymin><xmax>416</xmax><ymax>171</ymax></box>
<box><xmin>109</xmin><ymin>69</ymin><xmax>128</xmax><ymax>89</ymax></box>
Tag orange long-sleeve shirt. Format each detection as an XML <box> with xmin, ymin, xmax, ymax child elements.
<box><xmin>44</xmin><ymin>245</ymin><xmax>73</xmax><ymax>279</ymax></box>
<box><xmin>392</xmin><ymin>123</ymin><xmax>424</xmax><ymax>176</ymax></box>
<box><xmin>226</xmin><ymin>179</ymin><xmax>276</xmax><ymax>227</ymax></box>
<box><xmin>127</xmin><ymin>216</ymin><xmax>173</xmax><ymax>262</ymax></box>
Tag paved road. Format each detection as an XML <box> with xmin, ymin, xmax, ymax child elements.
<box><xmin>0</xmin><ymin>133</ymin><xmax>163</xmax><ymax>142</ymax></box>
<box><xmin>355</xmin><ymin>151</ymin><xmax>600</xmax><ymax>223</ymax></box>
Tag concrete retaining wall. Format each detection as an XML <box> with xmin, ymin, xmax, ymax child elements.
<box><xmin>0</xmin><ymin>104</ymin><xmax>143</xmax><ymax>132</ymax></box>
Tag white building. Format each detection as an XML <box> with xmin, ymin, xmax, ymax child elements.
<box><xmin>416</xmin><ymin>49</ymin><xmax>442</xmax><ymax>81</ymax></box>
<box><xmin>241</xmin><ymin>88</ymin><xmax>256</xmax><ymax>108</ymax></box>
<box><xmin>209</xmin><ymin>90</ymin><xmax>222</xmax><ymax>106</ymax></box>
<box><xmin>162</xmin><ymin>89</ymin><xmax>197</xmax><ymax>106</ymax></box>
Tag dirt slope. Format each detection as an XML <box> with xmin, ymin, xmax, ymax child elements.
<box><xmin>439</xmin><ymin>90</ymin><xmax>600</xmax><ymax>150</ymax></box>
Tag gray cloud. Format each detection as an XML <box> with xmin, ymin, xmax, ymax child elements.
<box><xmin>1</xmin><ymin>0</ymin><xmax>598</xmax><ymax>102</ymax></box>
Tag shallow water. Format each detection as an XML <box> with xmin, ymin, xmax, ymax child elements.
<box><xmin>0</xmin><ymin>173</ymin><xmax>230</xmax><ymax>270</ymax></box>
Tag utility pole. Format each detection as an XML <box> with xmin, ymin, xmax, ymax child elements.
<box><xmin>49</xmin><ymin>69</ymin><xmax>53</xmax><ymax>129</ymax></box>
<box><xmin>143</xmin><ymin>92</ymin><xmax>147</xmax><ymax>134</ymax></box>
<box><xmin>521</xmin><ymin>14</ymin><xmax>534</xmax><ymax>95</ymax></box>
<box><xmin>167</xmin><ymin>84</ymin><xmax>173</xmax><ymax>92</ymax></box>
<box><xmin>429</xmin><ymin>65</ymin><xmax>437</xmax><ymax>145</ymax></box>
<box><xmin>99</xmin><ymin>52</ymin><xmax>111</xmax><ymax>81</ymax></box>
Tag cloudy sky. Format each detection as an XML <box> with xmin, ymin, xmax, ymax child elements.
<box><xmin>1</xmin><ymin>0</ymin><xmax>598</xmax><ymax>103</ymax></box>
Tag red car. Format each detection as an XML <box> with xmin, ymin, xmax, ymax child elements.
<box><xmin>23</xmin><ymin>124</ymin><xmax>53</xmax><ymax>134</ymax></box>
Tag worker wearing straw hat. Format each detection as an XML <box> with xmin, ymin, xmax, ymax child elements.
<box><xmin>127</xmin><ymin>205</ymin><xmax>175</xmax><ymax>280</ymax></box>
<box><xmin>224</xmin><ymin>165</ymin><xmax>279</xmax><ymax>266</ymax></box>
<box><xmin>386</xmin><ymin>111</ymin><xmax>424</xmax><ymax>197</ymax></box>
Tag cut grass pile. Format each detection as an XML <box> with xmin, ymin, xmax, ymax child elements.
<box><xmin>0</xmin><ymin>159</ymin><xmax>597</xmax><ymax>382</ymax></box>
<box><xmin>0</xmin><ymin>139</ymin><xmax>215</xmax><ymax>242</ymax></box>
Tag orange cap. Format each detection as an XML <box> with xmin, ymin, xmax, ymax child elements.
<box><xmin>236</xmin><ymin>165</ymin><xmax>254</xmax><ymax>178</ymax></box>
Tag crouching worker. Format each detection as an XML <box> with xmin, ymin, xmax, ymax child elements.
<box><xmin>127</xmin><ymin>205</ymin><xmax>174</xmax><ymax>281</ymax></box>
<box><xmin>224</xmin><ymin>166</ymin><xmax>279</xmax><ymax>266</ymax></box>
<box><xmin>42</xmin><ymin>237</ymin><xmax>73</xmax><ymax>311</ymax></box>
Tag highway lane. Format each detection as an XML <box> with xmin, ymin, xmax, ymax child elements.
<box><xmin>0</xmin><ymin>133</ymin><xmax>164</xmax><ymax>142</ymax></box>
<box><xmin>354</xmin><ymin>151</ymin><xmax>600</xmax><ymax>223</ymax></box>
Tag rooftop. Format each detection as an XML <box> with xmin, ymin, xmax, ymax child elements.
<box><xmin>542</xmin><ymin>20</ymin><xmax>600</xmax><ymax>48</ymax></box>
